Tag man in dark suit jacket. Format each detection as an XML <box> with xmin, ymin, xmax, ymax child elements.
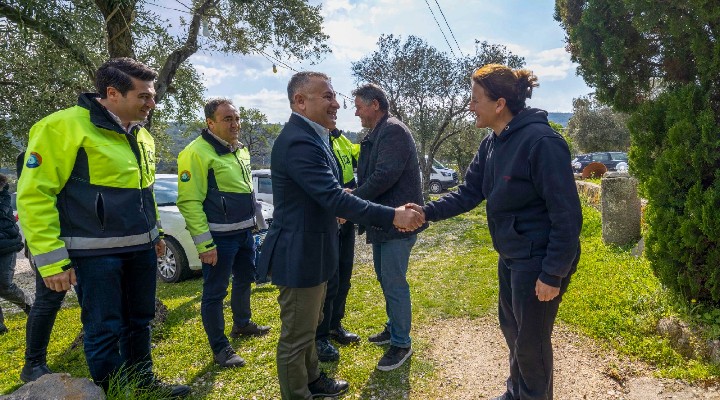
<box><xmin>351</xmin><ymin>83</ymin><xmax>427</xmax><ymax>372</ymax></box>
<box><xmin>256</xmin><ymin>71</ymin><xmax>424</xmax><ymax>400</ymax></box>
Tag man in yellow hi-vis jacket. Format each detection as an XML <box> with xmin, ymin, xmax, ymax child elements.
<box><xmin>177</xmin><ymin>98</ymin><xmax>270</xmax><ymax>369</ymax></box>
<box><xmin>17</xmin><ymin>58</ymin><xmax>189</xmax><ymax>397</ymax></box>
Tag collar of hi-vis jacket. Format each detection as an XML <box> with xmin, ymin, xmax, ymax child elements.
<box><xmin>201</xmin><ymin>128</ymin><xmax>246</xmax><ymax>155</ymax></box>
<box><xmin>77</xmin><ymin>92</ymin><xmax>144</xmax><ymax>136</ymax></box>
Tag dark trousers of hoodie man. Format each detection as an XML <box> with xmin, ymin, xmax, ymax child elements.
<box><xmin>497</xmin><ymin>258</ymin><xmax>574</xmax><ymax>400</ymax></box>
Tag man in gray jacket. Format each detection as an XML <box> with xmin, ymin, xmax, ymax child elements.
<box><xmin>351</xmin><ymin>83</ymin><xmax>427</xmax><ymax>371</ymax></box>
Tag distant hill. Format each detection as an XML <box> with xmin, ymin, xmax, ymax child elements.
<box><xmin>547</xmin><ymin>112</ymin><xmax>573</xmax><ymax>127</ymax></box>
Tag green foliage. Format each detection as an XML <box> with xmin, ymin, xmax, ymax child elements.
<box><xmin>566</xmin><ymin>95</ymin><xmax>630</xmax><ymax>153</ymax></box>
<box><xmin>556</xmin><ymin>0</ymin><xmax>720</xmax><ymax>305</ymax></box>
<box><xmin>629</xmin><ymin>85</ymin><xmax>720</xmax><ymax>303</ymax></box>
<box><xmin>351</xmin><ymin>35</ymin><xmax>524</xmax><ymax>196</ymax></box>
<box><xmin>436</xmin><ymin>122</ymin><xmax>488</xmax><ymax>182</ymax></box>
<box><xmin>0</xmin><ymin>0</ymin><xmax>329</xmax><ymax>165</ymax></box>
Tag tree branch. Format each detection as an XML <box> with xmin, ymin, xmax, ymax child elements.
<box><xmin>0</xmin><ymin>1</ymin><xmax>96</xmax><ymax>81</ymax></box>
<box><xmin>154</xmin><ymin>0</ymin><xmax>218</xmax><ymax>104</ymax></box>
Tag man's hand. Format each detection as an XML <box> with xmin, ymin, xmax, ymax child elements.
<box><xmin>535</xmin><ymin>279</ymin><xmax>560</xmax><ymax>301</ymax></box>
<box><xmin>337</xmin><ymin>217</ymin><xmax>347</xmax><ymax>224</ymax></box>
<box><xmin>199</xmin><ymin>248</ymin><xmax>218</xmax><ymax>266</ymax></box>
<box><xmin>395</xmin><ymin>203</ymin><xmax>425</xmax><ymax>232</ymax></box>
<box><xmin>43</xmin><ymin>269</ymin><xmax>76</xmax><ymax>292</ymax></box>
<box><xmin>155</xmin><ymin>239</ymin><xmax>166</xmax><ymax>258</ymax></box>
<box><xmin>393</xmin><ymin>206</ymin><xmax>424</xmax><ymax>231</ymax></box>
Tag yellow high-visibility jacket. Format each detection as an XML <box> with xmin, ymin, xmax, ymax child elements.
<box><xmin>177</xmin><ymin>129</ymin><xmax>257</xmax><ymax>254</ymax></box>
<box><xmin>330</xmin><ymin>131</ymin><xmax>360</xmax><ymax>188</ymax></box>
<box><xmin>17</xmin><ymin>93</ymin><xmax>161</xmax><ymax>278</ymax></box>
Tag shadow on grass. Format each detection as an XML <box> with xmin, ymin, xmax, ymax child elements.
<box><xmin>358</xmin><ymin>357</ymin><xmax>412</xmax><ymax>399</ymax></box>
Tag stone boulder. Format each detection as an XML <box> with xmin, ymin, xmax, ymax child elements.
<box><xmin>0</xmin><ymin>373</ymin><xmax>105</xmax><ymax>400</ymax></box>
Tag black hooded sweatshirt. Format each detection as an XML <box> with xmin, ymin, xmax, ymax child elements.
<box><xmin>423</xmin><ymin>108</ymin><xmax>582</xmax><ymax>287</ymax></box>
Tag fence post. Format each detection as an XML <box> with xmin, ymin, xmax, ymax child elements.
<box><xmin>601</xmin><ymin>172</ymin><xmax>642</xmax><ymax>246</ymax></box>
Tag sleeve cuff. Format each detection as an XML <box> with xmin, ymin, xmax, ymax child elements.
<box><xmin>538</xmin><ymin>272</ymin><xmax>562</xmax><ymax>288</ymax></box>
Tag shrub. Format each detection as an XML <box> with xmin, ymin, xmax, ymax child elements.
<box><xmin>629</xmin><ymin>84</ymin><xmax>720</xmax><ymax>303</ymax></box>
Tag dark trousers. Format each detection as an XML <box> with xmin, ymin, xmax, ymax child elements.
<box><xmin>74</xmin><ymin>249</ymin><xmax>157</xmax><ymax>388</ymax></box>
<box><xmin>277</xmin><ymin>283</ymin><xmax>326</xmax><ymax>400</ymax></box>
<box><xmin>201</xmin><ymin>230</ymin><xmax>255</xmax><ymax>354</ymax></box>
<box><xmin>498</xmin><ymin>259</ymin><xmax>574</xmax><ymax>400</ymax></box>
<box><xmin>0</xmin><ymin>252</ymin><xmax>30</xmax><ymax>326</ymax></box>
<box><xmin>316</xmin><ymin>222</ymin><xmax>355</xmax><ymax>340</ymax></box>
<box><xmin>24</xmin><ymin>259</ymin><xmax>76</xmax><ymax>366</ymax></box>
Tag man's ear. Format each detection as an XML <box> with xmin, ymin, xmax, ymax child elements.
<box><xmin>106</xmin><ymin>86</ymin><xmax>121</xmax><ymax>101</ymax></box>
<box><xmin>293</xmin><ymin>93</ymin><xmax>306</xmax><ymax>110</ymax></box>
<box><xmin>372</xmin><ymin>99</ymin><xmax>381</xmax><ymax>111</ymax></box>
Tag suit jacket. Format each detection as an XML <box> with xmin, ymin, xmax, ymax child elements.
<box><xmin>355</xmin><ymin>114</ymin><xmax>427</xmax><ymax>243</ymax></box>
<box><xmin>256</xmin><ymin>114</ymin><xmax>395</xmax><ymax>288</ymax></box>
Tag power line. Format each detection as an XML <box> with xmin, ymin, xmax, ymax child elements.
<box><xmin>422</xmin><ymin>0</ymin><xmax>457</xmax><ymax>58</ymax></box>
<box><xmin>433</xmin><ymin>0</ymin><xmax>464</xmax><ymax>57</ymax></box>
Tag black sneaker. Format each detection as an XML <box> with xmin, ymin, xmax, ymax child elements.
<box><xmin>367</xmin><ymin>327</ymin><xmax>391</xmax><ymax>345</ymax></box>
<box><xmin>20</xmin><ymin>363</ymin><xmax>52</xmax><ymax>382</ymax></box>
<box><xmin>141</xmin><ymin>380</ymin><xmax>191</xmax><ymax>398</ymax></box>
<box><xmin>230</xmin><ymin>321</ymin><xmax>271</xmax><ymax>338</ymax></box>
<box><xmin>0</xmin><ymin>325</ymin><xmax>7</xmax><ymax>335</ymax></box>
<box><xmin>376</xmin><ymin>345</ymin><xmax>413</xmax><ymax>371</ymax></box>
<box><xmin>316</xmin><ymin>338</ymin><xmax>340</xmax><ymax>362</ymax></box>
<box><xmin>308</xmin><ymin>372</ymin><xmax>349</xmax><ymax>398</ymax></box>
<box><xmin>329</xmin><ymin>324</ymin><xmax>360</xmax><ymax>345</ymax></box>
<box><xmin>213</xmin><ymin>346</ymin><xmax>245</xmax><ymax>368</ymax></box>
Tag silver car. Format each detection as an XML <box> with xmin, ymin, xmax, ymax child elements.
<box><xmin>154</xmin><ymin>174</ymin><xmax>273</xmax><ymax>283</ymax></box>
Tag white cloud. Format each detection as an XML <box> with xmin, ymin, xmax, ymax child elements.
<box><xmin>525</xmin><ymin>47</ymin><xmax>573</xmax><ymax>81</ymax></box>
<box><xmin>231</xmin><ymin>89</ymin><xmax>290</xmax><ymax>124</ymax></box>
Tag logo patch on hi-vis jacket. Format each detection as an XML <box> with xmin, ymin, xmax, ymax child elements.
<box><xmin>26</xmin><ymin>152</ymin><xmax>42</xmax><ymax>168</ymax></box>
<box><xmin>180</xmin><ymin>170</ymin><xmax>191</xmax><ymax>182</ymax></box>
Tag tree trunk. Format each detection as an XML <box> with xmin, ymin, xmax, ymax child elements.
<box><xmin>95</xmin><ymin>0</ymin><xmax>137</xmax><ymax>59</ymax></box>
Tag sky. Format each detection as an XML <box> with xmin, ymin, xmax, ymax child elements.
<box><xmin>151</xmin><ymin>0</ymin><xmax>592</xmax><ymax>132</ymax></box>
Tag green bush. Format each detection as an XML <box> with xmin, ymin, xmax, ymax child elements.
<box><xmin>629</xmin><ymin>84</ymin><xmax>720</xmax><ymax>303</ymax></box>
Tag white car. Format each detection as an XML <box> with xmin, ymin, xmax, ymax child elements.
<box><xmin>154</xmin><ymin>174</ymin><xmax>273</xmax><ymax>283</ymax></box>
<box><xmin>252</xmin><ymin>169</ymin><xmax>273</xmax><ymax>204</ymax></box>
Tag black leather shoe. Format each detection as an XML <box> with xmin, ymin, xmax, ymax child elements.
<box><xmin>20</xmin><ymin>363</ymin><xmax>52</xmax><ymax>382</ymax></box>
<box><xmin>316</xmin><ymin>339</ymin><xmax>340</xmax><ymax>362</ymax></box>
<box><xmin>329</xmin><ymin>325</ymin><xmax>360</xmax><ymax>345</ymax></box>
<box><xmin>141</xmin><ymin>380</ymin><xmax>191</xmax><ymax>398</ymax></box>
<box><xmin>230</xmin><ymin>321</ymin><xmax>271</xmax><ymax>338</ymax></box>
<box><xmin>308</xmin><ymin>372</ymin><xmax>349</xmax><ymax>398</ymax></box>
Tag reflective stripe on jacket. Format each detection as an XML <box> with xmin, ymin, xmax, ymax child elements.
<box><xmin>330</xmin><ymin>132</ymin><xmax>360</xmax><ymax>187</ymax></box>
<box><xmin>177</xmin><ymin>129</ymin><xmax>255</xmax><ymax>253</ymax></box>
<box><xmin>17</xmin><ymin>93</ymin><xmax>160</xmax><ymax>278</ymax></box>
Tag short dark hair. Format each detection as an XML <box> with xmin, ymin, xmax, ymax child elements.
<box><xmin>204</xmin><ymin>97</ymin><xmax>234</xmax><ymax>120</ymax></box>
<box><xmin>287</xmin><ymin>71</ymin><xmax>330</xmax><ymax>104</ymax></box>
<box><xmin>95</xmin><ymin>58</ymin><xmax>158</xmax><ymax>98</ymax></box>
<box><xmin>351</xmin><ymin>83</ymin><xmax>389</xmax><ymax>112</ymax></box>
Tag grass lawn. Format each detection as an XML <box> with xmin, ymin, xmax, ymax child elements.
<box><xmin>1</xmin><ymin>202</ymin><xmax>718</xmax><ymax>397</ymax></box>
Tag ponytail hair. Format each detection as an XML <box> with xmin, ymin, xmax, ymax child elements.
<box><xmin>472</xmin><ymin>64</ymin><xmax>539</xmax><ymax>115</ymax></box>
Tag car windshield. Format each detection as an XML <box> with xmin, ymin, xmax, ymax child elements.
<box><xmin>154</xmin><ymin>178</ymin><xmax>178</xmax><ymax>206</ymax></box>
<box><xmin>432</xmin><ymin>159</ymin><xmax>447</xmax><ymax>169</ymax></box>
<box><xmin>610</xmin><ymin>152</ymin><xmax>628</xmax><ymax>161</ymax></box>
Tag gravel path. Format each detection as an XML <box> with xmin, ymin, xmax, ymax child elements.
<box><xmin>419</xmin><ymin>316</ymin><xmax>720</xmax><ymax>399</ymax></box>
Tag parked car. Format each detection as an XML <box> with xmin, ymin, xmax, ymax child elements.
<box><xmin>252</xmin><ymin>169</ymin><xmax>273</xmax><ymax>204</ymax></box>
<box><xmin>571</xmin><ymin>152</ymin><xmax>628</xmax><ymax>173</ymax></box>
<box><xmin>429</xmin><ymin>159</ymin><xmax>458</xmax><ymax>194</ymax></box>
<box><xmin>154</xmin><ymin>174</ymin><xmax>273</xmax><ymax>283</ymax></box>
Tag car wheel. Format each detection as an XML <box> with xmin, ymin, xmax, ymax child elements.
<box><xmin>429</xmin><ymin>180</ymin><xmax>443</xmax><ymax>194</ymax></box>
<box><xmin>157</xmin><ymin>236</ymin><xmax>191</xmax><ymax>283</ymax></box>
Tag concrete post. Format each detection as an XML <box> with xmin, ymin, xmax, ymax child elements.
<box><xmin>601</xmin><ymin>172</ymin><xmax>642</xmax><ymax>246</ymax></box>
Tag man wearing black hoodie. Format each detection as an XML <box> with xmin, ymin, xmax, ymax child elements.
<box><xmin>412</xmin><ymin>64</ymin><xmax>582</xmax><ymax>400</ymax></box>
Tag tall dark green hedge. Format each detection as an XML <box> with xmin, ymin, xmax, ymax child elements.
<box><xmin>629</xmin><ymin>85</ymin><xmax>720</xmax><ymax>302</ymax></box>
